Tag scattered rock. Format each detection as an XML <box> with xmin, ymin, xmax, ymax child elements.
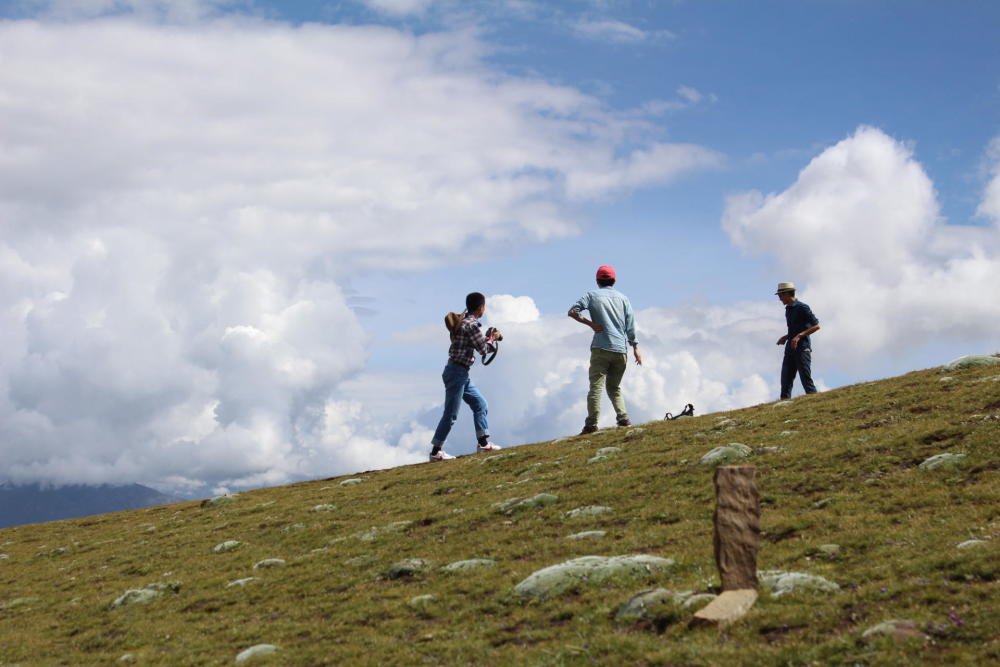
<box><xmin>758</xmin><ymin>570</ymin><xmax>839</xmax><ymax>597</ymax></box>
<box><xmin>387</xmin><ymin>558</ymin><xmax>432</xmax><ymax>579</ymax></box>
<box><xmin>213</xmin><ymin>540</ymin><xmax>244</xmax><ymax>553</ymax></box>
<box><xmin>595</xmin><ymin>446</ymin><xmax>622</xmax><ymax>457</ymax></box>
<box><xmin>118</xmin><ymin>654</ymin><xmax>137</xmax><ymax>662</ymax></box>
<box><xmin>778</xmin><ymin>430</ymin><xmax>796</xmax><ymax>437</ymax></box>
<box><xmin>348</xmin><ymin>521</ymin><xmax>413</xmax><ymax>542</ymax></box>
<box><xmin>407</xmin><ymin>594</ymin><xmax>437</xmax><ymax>611</ymax></box>
<box><xmin>339</xmin><ymin>478</ymin><xmax>364</xmax><ymax>486</ymax></box>
<box><xmin>0</xmin><ymin>554</ymin><xmax>8</xmax><ymax>561</ymax></box>
<box><xmin>1</xmin><ymin>597</ymin><xmax>41</xmax><ymax>610</ymax></box>
<box><xmin>624</xmin><ymin>428</ymin><xmax>645</xmax><ymax>440</ymax></box>
<box><xmin>919</xmin><ymin>453</ymin><xmax>967</xmax><ymax>470</ymax></box>
<box><xmin>344</xmin><ymin>555</ymin><xmax>373</xmax><ymax>567</ymax></box>
<box><xmin>516</xmin><ymin>461</ymin><xmax>561</xmax><ymax>477</ymax></box>
<box><xmin>441</xmin><ymin>559</ymin><xmax>496</xmax><ymax>572</ymax></box>
<box><xmin>479</xmin><ymin>452</ymin><xmax>520</xmax><ymax>465</ymax></box>
<box><xmin>957</xmin><ymin>539</ymin><xmax>988</xmax><ymax>549</ymax></box>
<box><xmin>699</xmin><ymin>443</ymin><xmax>752</xmax><ymax>466</ymax></box>
<box><xmin>614</xmin><ymin>588</ymin><xmax>688</xmax><ymax>626</ymax></box>
<box><xmin>938</xmin><ymin>376</ymin><xmax>955</xmax><ymax>383</ymax></box>
<box><xmin>309</xmin><ymin>504</ymin><xmax>336</xmax><ymax>513</ymax></box>
<box><xmin>109</xmin><ymin>589</ymin><xmax>161</xmax><ymax>609</ymax></box>
<box><xmin>941</xmin><ymin>355</ymin><xmax>1000</xmax><ymax>372</ymax></box>
<box><xmin>281</xmin><ymin>523</ymin><xmax>305</xmax><ymax>533</ymax></box>
<box><xmin>561</xmin><ymin>505</ymin><xmax>612</xmax><ymax>520</ymax></box>
<box><xmin>566</xmin><ymin>531</ymin><xmax>607</xmax><ymax>540</ymax></box>
<box><xmin>226</xmin><ymin>577</ymin><xmax>257</xmax><ymax>588</ymax></box>
<box><xmin>200</xmin><ymin>494</ymin><xmax>239</xmax><ymax>508</ymax></box>
<box><xmin>772</xmin><ymin>401</ymin><xmax>793</xmax><ymax>408</ymax></box>
<box><xmin>862</xmin><ymin>619</ymin><xmax>928</xmax><ymax>642</ymax></box>
<box><xmin>514</xmin><ymin>554</ymin><xmax>675</xmax><ymax>599</ymax></box>
<box><xmin>812</xmin><ymin>497</ymin><xmax>834</xmax><ymax>510</ymax></box>
<box><xmin>492</xmin><ymin>493</ymin><xmax>559</xmax><ymax>515</ymax></box>
<box><xmin>235</xmin><ymin>644</ymin><xmax>279</xmax><ymax>663</ymax></box>
<box><xmin>252</xmin><ymin>558</ymin><xmax>286</xmax><ymax>569</ymax></box>
<box><xmin>816</xmin><ymin>544</ymin><xmax>841</xmax><ymax>558</ymax></box>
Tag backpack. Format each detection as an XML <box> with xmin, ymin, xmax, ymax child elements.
<box><xmin>664</xmin><ymin>403</ymin><xmax>695</xmax><ymax>420</ymax></box>
<box><xmin>444</xmin><ymin>312</ymin><xmax>465</xmax><ymax>341</ymax></box>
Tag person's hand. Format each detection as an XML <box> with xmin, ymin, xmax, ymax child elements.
<box><xmin>777</xmin><ymin>335</ymin><xmax>788</xmax><ymax>346</ymax></box>
<box><xmin>634</xmin><ymin>347</ymin><xmax>643</xmax><ymax>366</ymax></box>
<box><xmin>790</xmin><ymin>334</ymin><xmax>800</xmax><ymax>350</ymax></box>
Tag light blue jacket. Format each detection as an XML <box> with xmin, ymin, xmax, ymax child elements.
<box><xmin>570</xmin><ymin>287</ymin><xmax>636</xmax><ymax>354</ymax></box>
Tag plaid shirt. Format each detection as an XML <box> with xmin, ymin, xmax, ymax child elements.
<box><xmin>448</xmin><ymin>314</ymin><xmax>493</xmax><ymax>368</ymax></box>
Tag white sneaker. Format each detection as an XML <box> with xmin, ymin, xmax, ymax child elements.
<box><xmin>476</xmin><ymin>442</ymin><xmax>502</xmax><ymax>453</ymax></box>
<box><xmin>429</xmin><ymin>450</ymin><xmax>455</xmax><ymax>462</ymax></box>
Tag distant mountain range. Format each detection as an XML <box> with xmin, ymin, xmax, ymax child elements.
<box><xmin>0</xmin><ymin>482</ymin><xmax>185</xmax><ymax>529</ymax></box>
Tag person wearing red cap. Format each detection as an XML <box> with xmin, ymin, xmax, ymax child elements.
<box><xmin>568</xmin><ymin>265</ymin><xmax>642</xmax><ymax>434</ymax></box>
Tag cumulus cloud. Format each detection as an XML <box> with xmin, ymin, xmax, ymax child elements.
<box><xmin>977</xmin><ymin>137</ymin><xmax>1000</xmax><ymax>224</ymax></box>
<box><xmin>0</xmin><ymin>13</ymin><xmax>720</xmax><ymax>493</ymax></box>
<box><xmin>358</xmin><ymin>0</ymin><xmax>435</xmax><ymax>17</ymax></box>
<box><xmin>724</xmin><ymin>125</ymin><xmax>1000</xmax><ymax>364</ymax></box>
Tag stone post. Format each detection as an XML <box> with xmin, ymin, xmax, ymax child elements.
<box><xmin>691</xmin><ymin>464</ymin><xmax>759</xmax><ymax>628</ymax></box>
<box><xmin>713</xmin><ymin>464</ymin><xmax>760</xmax><ymax>591</ymax></box>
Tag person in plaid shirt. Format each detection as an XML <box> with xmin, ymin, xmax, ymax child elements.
<box><xmin>429</xmin><ymin>292</ymin><xmax>503</xmax><ymax>462</ymax></box>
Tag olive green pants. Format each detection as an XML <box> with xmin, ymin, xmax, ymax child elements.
<box><xmin>585</xmin><ymin>347</ymin><xmax>628</xmax><ymax>427</ymax></box>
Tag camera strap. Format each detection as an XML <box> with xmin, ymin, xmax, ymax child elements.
<box><xmin>664</xmin><ymin>403</ymin><xmax>694</xmax><ymax>420</ymax></box>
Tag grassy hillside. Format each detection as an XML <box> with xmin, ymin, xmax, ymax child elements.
<box><xmin>2</xmin><ymin>358</ymin><xmax>999</xmax><ymax>665</ymax></box>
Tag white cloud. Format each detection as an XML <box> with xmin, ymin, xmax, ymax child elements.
<box><xmin>724</xmin><ymin>125</ymin><xmax>1000</xmax><ymax>365</ymax></box>
<box><xmin>0</xmin><ymin>15</ymin><xmax>720</xmax><ymax>493</ymax></box>
<box><xmin>486</xmin><ymin>294</ymin><xmax>540</xmax><ymax>324</ymax></box>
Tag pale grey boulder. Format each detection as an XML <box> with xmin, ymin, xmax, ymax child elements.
<box><xmin>226</xmin><ymin>577</ymin><xmax>257</xmax><ymax>588</ymax></box>
<box><xmin>919</xmin><ymin>453</ymin><xmax>967</xmax><ymax>470</ymax></box>
<box><xmin>514</xmin><ymin>554</ymin><xmax>675</xmax><ymax>599</ymax></box>
<box><xmin>235</xmin><ymin>644</ymin><xmax>279</xmax><ymax>663</ymax></box>
<box><xmin>309</xmin><ymin>503</ymin><xmax>336</xmax><ymax>513</ymax></box>
<box><xmin>614</xmin><ymin>588</ymin><xmax>689</xmax><ymax>625</ymax></box>
<box><xmin>110</xmin><ymin>589</ymin><xmax>160</xmax><ymax>608</ymax></box>
<box><xmin>700</xmin><ymin>443</ymin><xmax>752</xmax><ymax>466</ymax></box>
<box><xmin>566</xmin><ymin>531</ymin><xmax>607</xmax><ymax>540</ymax></box>
<box><xmin>407</xmin><ymin>594</ymin><xmax>437</xmax><ymax>611</ymax></box>
<box><xmin>213</xmin><ymin>540</ymin><xmax>244</xmax><ymax>553</ymax></box>
<box><xmin>387</xmin><ymin>558</ymin><xmax>432</xmax><ymax>579</ymax></box>
<box><xmin>252</xmin><ymin>559</ymin><xmax>286</xmax><ymax>569</ymax></box>
<box><xmin>941</xmin><ymin>355</ymin><xmax>1000</xmax><ymax>372</ymax></box>
<box><xmin>562</xmin><ymin>505</ymin><xmax>612</xmax><ymax>520</ymax></box>
<box><xmin>339</xmin><ymin>478</ymin><xmax>364</xmax><ymax>486</ymax></box>
<box><xmin>862</xmin><ymin>619</ymin><xmax>928</xmax><ymax>642</ymax></box>
<box><xmin>758</xmin><ymin>570</ymin><xmax>839</xmax><ymax>597</ymax></box>
<box><xmin>441</xmin><ymin>559</ymin><xmax>496</xmax><ymax>572</ymax></box>
<box><xmin>492</xmin><ymin>493</ymin><xmax>558</xmax><ymax>515</ymax></box>
<box><xmin>957</xmin><ymin>539</ymin><xmax>988</xmax><ymax>549</ymax></box>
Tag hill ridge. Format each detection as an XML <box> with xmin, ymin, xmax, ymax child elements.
<box><xmin>1</xmin><ymin>358</ymin><xmax>999</xmax><ymax>664</ymax></box>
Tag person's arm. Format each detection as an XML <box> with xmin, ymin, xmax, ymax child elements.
<box><xmin>790</xmin><ymin>324</ymin><xmax>820</xmax><ymax>350</ymax></box>
<box><xmin>624</xmin><ymin>300</ymin><xmax>640</xmax><ymax>364</ymax></box>
<box><xmin>632</xmin><ymin>342</ymin><xmax>642</xmax><ymax>365</ymax></box>
<box><xmin>468</xmin><ymin>322</ymin><xmax>493</xmax><ymax>356</ymax></box>
<box><xmin>568</xmin><ymin>308</ymin><xmax>604</xmax><ymax>333</ymax></box>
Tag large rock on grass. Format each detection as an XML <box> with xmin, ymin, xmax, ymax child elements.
<box><xmin>758</xmin><ymin>570</ymin><xmax>838</xmax><ymax>597</ymax></box>
<box><xmin>919</xmin><ymin>453</ymin><xmax>967</xmax><ymax>470</ymax></box>
<box><xmin>514</xmin><ymin>554</ymin><xmax>675</xmax><ymax>599</ymax></box>
<box><xmin>492</xmin><ymin>493</ymin><xmax>558</xmax><ymax>515</ymax></box>
<box><xmin>941</xmin><ymin>355</ymin><xmax>1000</xmax><ymax>372</ymax></box>
<box><xmin>700</xmin><ymin>443</ymin><xmax>752</xmax><ymax>466</ymax></box>
<box><xmin>614</xmin><ymin>588</ymin><xmax>689</xmax><ymax>626</ymax></box>
<box><xmin>387</xmin><ymin>558</ymin><xmax>432</xmax><ymax>579</ymax></box>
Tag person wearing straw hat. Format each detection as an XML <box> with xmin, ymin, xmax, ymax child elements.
<box><xmin>568</xmin><ymin>265</ymin><xmax>642</xmax><ymax>434</ymax></box>
<box><xmin>775</xmin><ymin>282</ymin><xmax>821</xmax><ymax>399</ymax></box>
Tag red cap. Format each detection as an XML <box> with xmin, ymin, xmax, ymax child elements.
<box><xmin>596</xmin><ymin>265</ymin><xmax>616</xmax><ymax>280</ymax></box>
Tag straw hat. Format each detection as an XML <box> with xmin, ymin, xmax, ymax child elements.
<box><xmin>774</xmin><ymin>282</ymin><xmax>796</xmax><ymax>294</ymax></box>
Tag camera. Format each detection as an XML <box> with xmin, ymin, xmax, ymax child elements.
<box><xmin>485</xmin><ymin>327</ymin><xmax>503</xmax><ymax>342</ymax></box>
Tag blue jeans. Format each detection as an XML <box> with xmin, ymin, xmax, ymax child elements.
<box><xmin>780</xmin><ymin>345</ymin><xmax>816</xmax><ymax>399</ymax></box>
<box><xmin>431</xmin><ymin>363</ymin><xmax>489</xmax><ymax>447</ymax></box>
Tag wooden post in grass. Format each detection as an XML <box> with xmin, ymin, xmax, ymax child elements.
<box><xmin>691</xmin><ymin>465</ymin><xmax>760</xmax><ymax>628</ymax></box>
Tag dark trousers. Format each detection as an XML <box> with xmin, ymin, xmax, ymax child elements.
<box><xmin>780</xmin><ymin>346</ymin><xmax>816</xmax><ymax>399</ymax></box>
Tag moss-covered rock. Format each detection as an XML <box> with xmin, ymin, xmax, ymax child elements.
<box><xmin>514</xmin><ymin>554</ymin><xmax>675</xmax><ymax>599</ymax></box>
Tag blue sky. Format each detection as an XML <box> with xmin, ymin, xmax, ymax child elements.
<box><xmin>0</xmin><ymin>0</ymin><xmax>997</xmax><ymax>495</ymax></box>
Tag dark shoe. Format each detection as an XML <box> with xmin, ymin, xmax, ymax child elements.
<box><xmin>579</xmin><ymin>424</ymin><xmax>598</xmax><ymax>435</ymax></box>
<box><xmin>616</xmin><ymin>419</ymin><xmax>631</xmax><ymax>427</ymax></box>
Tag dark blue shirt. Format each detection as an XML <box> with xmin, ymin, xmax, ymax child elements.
<box><xmin>785</xmin><ymin>300</ymin><xmax>819</xmax><ymax>350</ymax></box>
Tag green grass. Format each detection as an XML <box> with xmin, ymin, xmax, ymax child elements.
<box><xmin>2</xmin><ymin>360</ymin><xmax>999</xmax><ymax>665</ymax></box>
